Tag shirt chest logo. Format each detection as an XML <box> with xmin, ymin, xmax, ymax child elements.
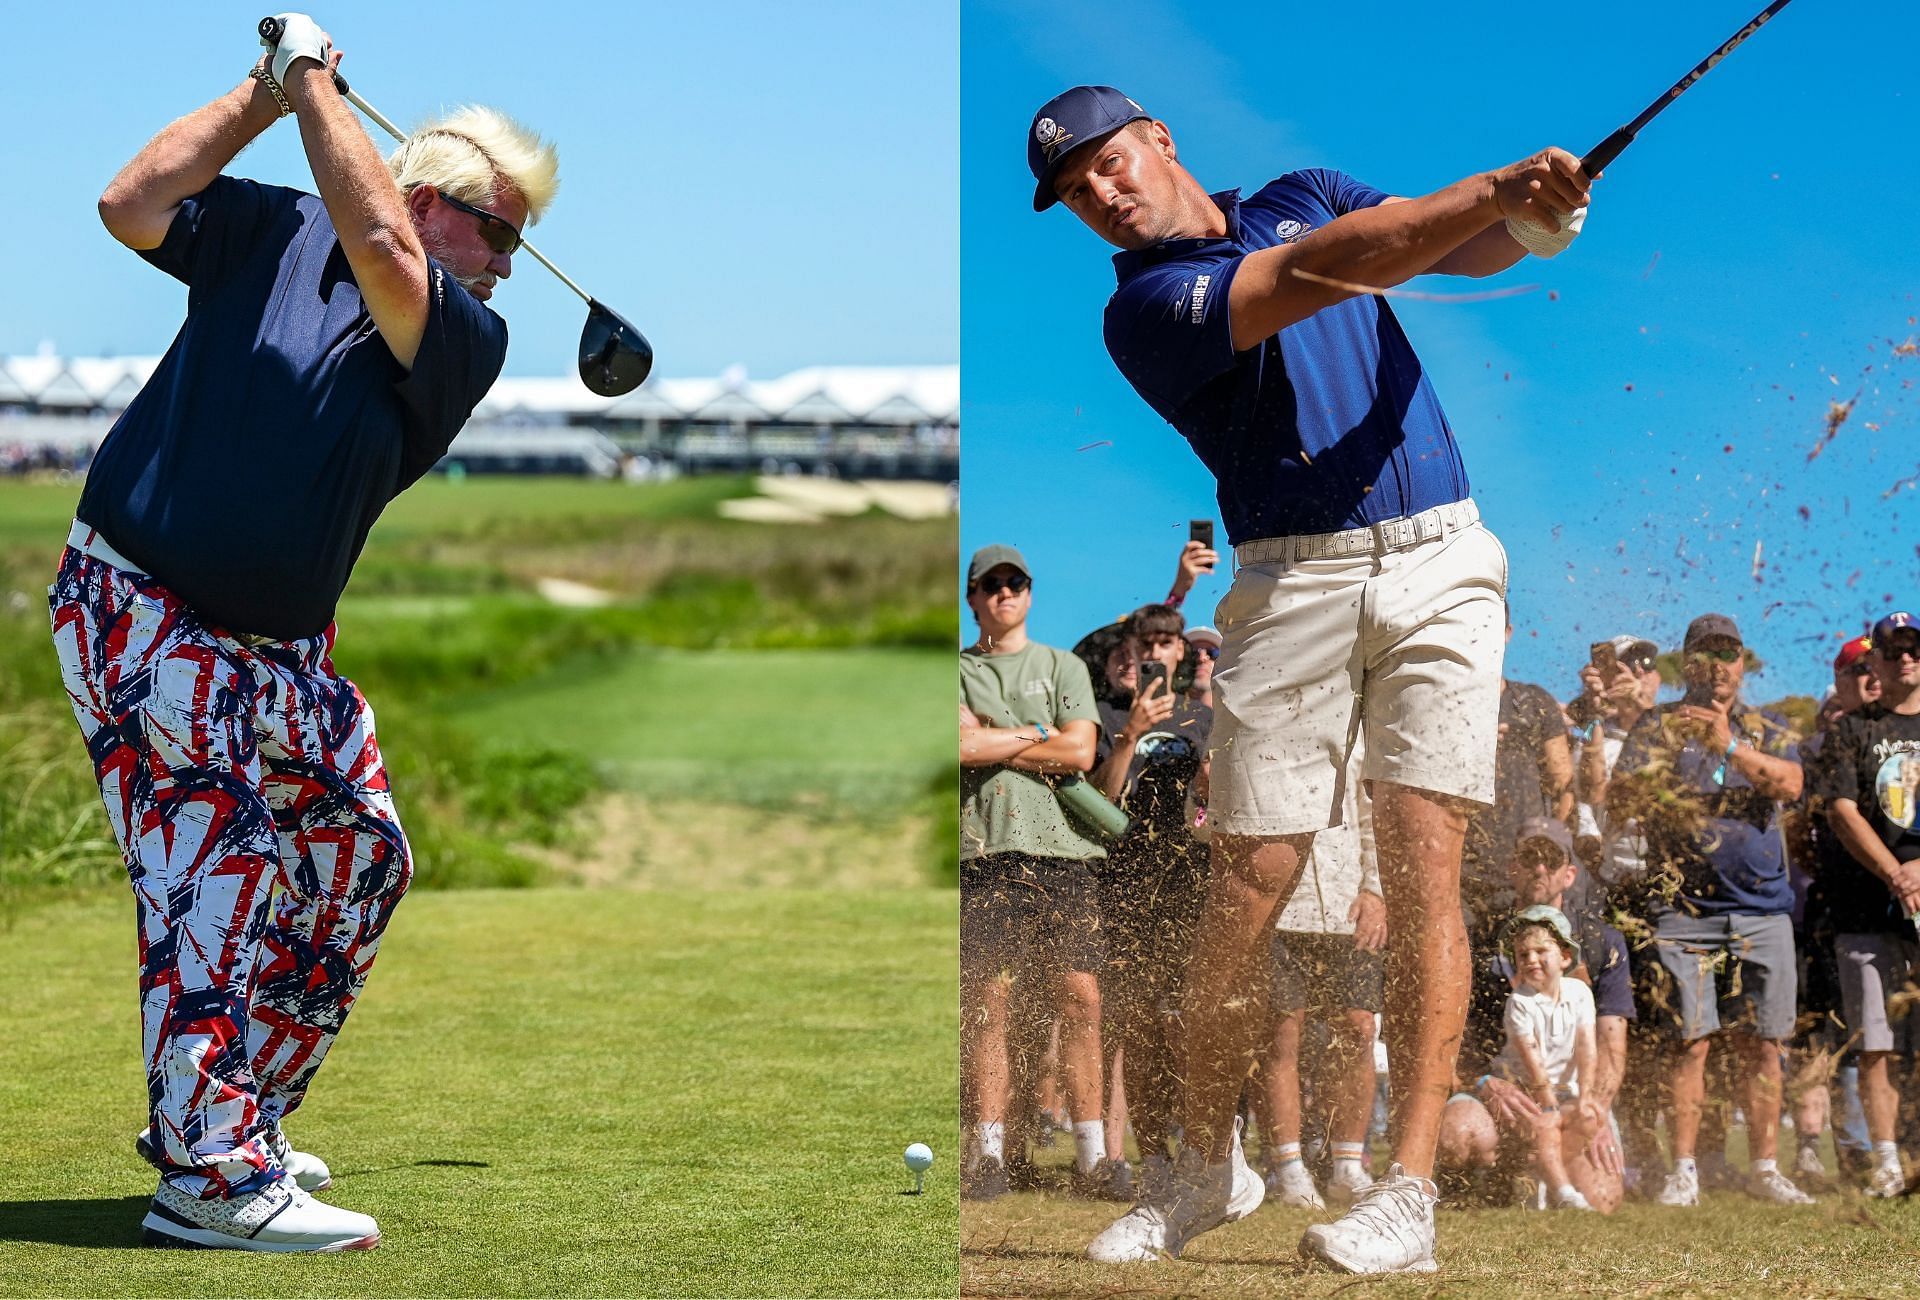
<box><xmin>1189</xmin><ymin>273</ymin><xmax>1212</xmax><ymax>325</ymax></box>
<box><xmin>1275</xmin><ymin>219</ymin><xmax>1314</xmax><ymax>243</ymax></box>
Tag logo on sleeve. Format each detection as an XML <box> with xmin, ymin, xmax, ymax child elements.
<box><xmin>1189</xmin><ymin>274</ymin><xmax>1212</xmax><ymax>325</ymax></box>
<box><xmin>1035</xmin><ymin>117</ymin><xmax>1075</xmax><ymax>163</ymax></box>
<box><xmin>1275</xmin><ymin>219</ymin><xmax>1314</xmax><ymax>243</ymax></box>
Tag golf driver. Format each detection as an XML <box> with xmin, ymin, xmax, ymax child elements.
<box><xmin>1581</xmin><ymin>0</ymin><xmax>1795</xmax><ymax>176</ymax></box>
<box><xmin>258</xmin><ymin>16</ymin><xmax>653</xmax><ymax>396</ymax></box>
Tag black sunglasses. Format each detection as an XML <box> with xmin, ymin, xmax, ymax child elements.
<box><xmin>1196</xmin><ymin>644</ymin><xmax>1221</xmax><ymax>660</ymax></box>
<box><xmin>437</xmin><ymin>191</ymin><xmax>523</xmax><ymax>255</ymax></box>
<box><xmin>1879</xmin><ymin>640</ymin><xmax>1920</xmax><ymax>663</ymax></box>
<box><xmin>972</xmin><ymin>574</ymin><xmax>1030</xmax><ymax>596</ymax></box>
<box><xmin>1687</xmin><ymin>647</ymin><xmax>1743</xmax><ymax>665</ymax></box>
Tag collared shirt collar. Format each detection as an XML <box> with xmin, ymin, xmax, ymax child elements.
<box><xmin>1111</xmin><ymin>188</ymin><xmax>1244</xmax><ymax>280</ymax></box>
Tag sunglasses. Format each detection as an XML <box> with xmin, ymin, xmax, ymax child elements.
<box><xmin>1843</xmin><ymin>660</ymin><xmax>1876</xmax><ymax>677</ymax></box>
<box><xmin>972</xmin><ymin>574</ymin><xmax>1030</xmax><ymax>596</ymax></box>
<box><xmin>437</xmin><ymin>191</ymin><xmax>523</xmax><ymax>255</ymax></box>
<box><xmin>1687</xmin><ymin>647</ymin><xmax>1743</xmax><ymax>665</ymax></box>
<box><xmin>1879</xmin><ymin>641</ymin><xmax>1920</xmax><ymax>662</ymax></box>
<box><xmin>1196</xmin><ymin>644</ymin><xmax>1221</xmax><ymax>660</ymax></box>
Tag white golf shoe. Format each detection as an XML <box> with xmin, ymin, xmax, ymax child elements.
<box><xmin>1225</xmin><ymin>1116</ymin><xmax>1265</xmax><ymax>1222</ymax></box>
<box><xmin>1326</xmin><ymin>1161</ymin><xmax>1373</xmax><ymax>1205</ymax></box>
<box><xmin>1298</xmin><ymin>1163</ymin><xmax>1438</xmax><ymax>1275</ymax></box>
<box><xmin>1087</xmin><ymin>1155</ymin><xmax>1172</xmax><ymax>1263</ymax></box>
<box><xmin>142</xmin><ymin>1175</ymin><xmax>378</xmax><ymax>1251</ymax></box>
<box><xmin>1156</xmin><ymin>1146</ymin><xmax>1234</xmax><ymax>1258</ymax></box>
<box><xmin>1265</xmin><ymin>1159</ymin><xmax>1325</xmax><ymax>1209</ymax></box>
<box><xmin>1867</xmin><ymin>1162</ymin><xmax>1906</xmax><ymax>1199</ymax></box>
<box><xmin>137</xmin><ymin>1125</ymin><xmax>333</xmax><ymax>1193</ymax></box>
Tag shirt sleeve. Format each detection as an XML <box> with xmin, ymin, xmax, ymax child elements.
<box><xmin>1103</xmin><ymin>254</ymin><xmax>1243</xmax><ymax>415</ymax></box>
<box><xmin>1812</xmin><ymin>718</ymin><xmax>1862</xmax><ymax>804</ymax></box>
<box><xmin>391</xmin><ymin>258</ymin><xmax>510</xmax><ymax>491</ymax></box>
<box><xmin>1570</xmin><ymin>979</ymin><xmax>1597</xmax><ymax>1029</ymax></box>
<box><xmin>1053</xmin><ymin>651</ymin><xmax>1103</xmax><ymax>729</ymax></box>
<box><xmin>1294</xmin><ymin>168</ymin><xmax>1392</xmax><ymax>216</ymax></box>
<box><xmin>137</xmin><ymin>175</ymin><xmax>296</xmax><ymax>294</ymax></box>
<box><xmin>1503</xmin><ymin>994</ymin><xmax>1535</xmax><ymax>1054</ymax></box>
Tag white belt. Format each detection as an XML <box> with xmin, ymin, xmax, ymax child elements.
<box><xmin>67</xmin><ymin>519</ymin><xmax>144</xmax><ymax>575</ymax></box>
<box><xmin>1234</xmin><ymin>499</ymin><xmax>1480</xmax><ymax>566</ymax></box>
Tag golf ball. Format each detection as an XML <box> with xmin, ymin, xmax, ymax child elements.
<box><xmin>904</xmin><ymin>1142</ymin><xmax>934</xmax><ymax>1172</ymax></box>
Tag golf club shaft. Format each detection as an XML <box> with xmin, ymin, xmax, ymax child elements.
<box><xmin>259</xmin><ymin>16</ymin><xmax>594</xmax><ymax>306</ymax></box>
<box><xmin>1582</xmin><ymin>0</ymin><xmax>1794</xmax><ymax>175</ymax></box>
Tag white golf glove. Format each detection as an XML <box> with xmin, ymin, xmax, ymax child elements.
<box><xmin>1506</xmin><ymin>204</ymin><xmax>1587</xmax><ymax>259</ymax></box>
<box><xmin>262</xmin><ymin>13</ymin><xmax>333</xmax><ymax>88</ymax></box>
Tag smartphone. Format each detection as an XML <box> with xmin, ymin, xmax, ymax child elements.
<box><xmin>1139</xmin><ymin>660</ymin><xmax>1169</xmax><ymax>698</ymax></box>
<box><xmin>1589</xmin><ymin>641</ymin><xmax>1621</xmax><ymax>683</ymax></box>
<box><xmin>1189</xmin><ymin>519</ymin><xmax>1215</xmax><ymax>551</ymax></box>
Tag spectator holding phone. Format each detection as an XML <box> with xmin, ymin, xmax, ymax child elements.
<box><xmin>1572</xmin><ymin>634</ymin><xmax>1663</xmax><ymax>875</ymax></box>
<box><xmin>1607</xmin><ymin>614</ymin><xmax>1813</xmax><ymax>1207</ymax></box>
<box><xmin>1163</xmin><ymin>522</ymin><xmax>1220</xmax><ymax>613</ymax></box>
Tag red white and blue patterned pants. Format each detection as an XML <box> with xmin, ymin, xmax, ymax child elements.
<box><xmin>50</xmin><ymin>527</ymin><xmax>412</xmax><ymax>1199</ymax></box>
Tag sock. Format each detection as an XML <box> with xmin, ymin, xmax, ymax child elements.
<box><xmin>1273</xmin><ymin>1141</ymin><xmax>1303</xmax><ymax>1168</ymax></box>
<box><xmin>1675</xmin><ymin>1157</ymin><xmax>1697</xmax><ymax>1178</ymax></box>
<box><xmin>1752</xmin><ymin>1158</ymin><xmax>1778</xmax><ymax>1176</ymax></box>
<box><xmin>1332</xmin><ymin>1140</ymin><xmax>1367</xmax><ymax>1162</ymax></box>
<box><xmin>1875</xmin><ymin>1140</ymin><xmax>1901</xmax><ymax>1170</ymax></box>
<box><xmin>1073</xmin><ymin>1121</ymin><xmax>1104</xmax><ymax>1174</ymax></box>
<box><xmin>976</xmin><ymin>1121</ymin><xmax>1004</xmax><ymax>1168</ymax></box>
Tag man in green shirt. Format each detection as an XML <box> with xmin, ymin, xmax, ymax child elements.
<box><xmin>960</xmin><ymin>544</ymin><xmax>1108</xmax><ymax>1199</ymax></box>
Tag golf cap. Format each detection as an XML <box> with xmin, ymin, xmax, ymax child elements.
<box><xmin>967</xmin><ymin>544</ymin><xmax>1030</xmax><ymax>587</ymax></box>
<box><xmin>1186</xmin><ymin>625</ymin><xmax>1222</xmax><ymax>649</ymax></box>
<box><xmin>1683</xmin><ymin>613</ymin><xmax>1742</xmax><ymax>651</ymax></box>
<box><xmin>1504</xmin><ymin>904</ymin><xmax>1581</xmax><ymax>970</ymax></box>
<box><xmin>1608</xmin><ymin>633</ymin><xmax>1659</xmax><ymax>665</ymax></box>
<box><xmin>1834</xmin><ymin>635</ymin><xmax>1874</xmax><ymax>673</ymax></box>
<box><xmin>1514</xmin><ymin>817</ymin><xmax>1574</xmax><ymax>862</ymax></box>
<box><xmin>1872</xmin><ymin>611</ymin><xmax>1920</xmax><ymax>646</ymax></box>
<box><xmin>1029</xmin><ymin>85</ymin><xmax>1150</xmax><ymax>212</ymax></box>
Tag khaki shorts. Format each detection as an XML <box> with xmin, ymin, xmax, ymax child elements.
<box><xmin>1208</xmin><ymin>504</ymin><xmax>1506</xmax><ymax>837</ymax></box>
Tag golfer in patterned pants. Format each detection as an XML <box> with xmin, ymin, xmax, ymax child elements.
<box><xmin>53</xmin><ymin>10</ymin><xmax>558</xmax><ymax>1250</ymax></box>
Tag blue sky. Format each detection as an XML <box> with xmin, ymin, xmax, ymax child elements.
<box><xmin>960</xmin><ymin>0</ymin><xmax>1919</xmax><ymax>698</ymax></box>
<box><xmin>0</xmin><ymin>2</ymin><xmax>956</xmax><ymax>381</ymax></box>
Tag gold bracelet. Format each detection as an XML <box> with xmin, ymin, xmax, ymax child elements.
<box><xmin>249</xmin><ymin>66</ymin><xmax>293</xmax><ymax>117</ymax></box>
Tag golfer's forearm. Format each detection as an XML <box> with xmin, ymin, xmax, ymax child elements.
<box><xmin>1427</xmin><ymin>221</ymin><xmax>1527</xmax><ymax>277</ymax></box>
<box><xmin>99</xmin><ymin>80</ymin><xmax>280</xmax><ymax>249</ymax></box>
<box><xmin>287</xmin><ymin>68</ymin><xmax>417</xmax><ymax>265</ymax></box>
<box><xmin>1227</xmin><ymin>175</ymin><xmax>1496</xmax><ymax>349</ymax></box>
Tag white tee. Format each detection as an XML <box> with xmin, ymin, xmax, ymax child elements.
<box><xmin>1493</xmin><ymin>977</ymin><xmax>1596</xmax><ymax>1095</ymax></box>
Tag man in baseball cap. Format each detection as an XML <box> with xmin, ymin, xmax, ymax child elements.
<box><xmin>1030</xmin><ymin>77</ymin><xmax>1597</xmax><ymax>1275</ymax></box>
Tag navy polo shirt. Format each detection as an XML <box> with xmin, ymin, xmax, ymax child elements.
<box><xmin>1104</xmin><ymin>169</ymin><xmax>1469</xmax><ymax>544</ymax></box>
<box><xmin>77</xmin><ymin>175</ymin><xmax>507</xmax><ymax>640</ymax></box>
<box><xmin>1612</xmin><ymin>703</ymin><xmax>1801</xmax><ymax>916</ymax></box>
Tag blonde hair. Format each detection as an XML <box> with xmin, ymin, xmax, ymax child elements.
<box><xmin>387</xmin><ymin>105</ymin><xmax>560</xmax><ymax>224</ymax></box>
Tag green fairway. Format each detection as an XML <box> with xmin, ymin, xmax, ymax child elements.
<box><xmin>445</xmin><ymin>648</ymin><xmax>950</xmax><ymax>811</ymax></box>
<box><xmin>0</xmin><ymin>888</ymin><xmax>958</xmax><ymax>1298</ymax></box>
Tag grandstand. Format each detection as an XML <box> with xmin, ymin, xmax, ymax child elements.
<box><xmin>0</xmin><ymin>353</ymin><xmax>958</xmax><ymax>481</ymax></box>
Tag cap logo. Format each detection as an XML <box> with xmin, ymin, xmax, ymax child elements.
<box><xmin>1035</xmin><ymin>117</ymin><xmax>1075</xmax><ymax>163</ymax></box>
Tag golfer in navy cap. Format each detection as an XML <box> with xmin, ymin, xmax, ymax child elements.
<box><xmin>1030</xmin><ymin>85</ymin><xmax>1594</xmax><ymax>1274</ymax></box>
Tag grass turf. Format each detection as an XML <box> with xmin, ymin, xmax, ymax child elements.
<box><xmin>961</xmin><ymin>1156</ymin><xmax>1920</xmax><ymax>1297</ymax></box>
<box><xmin>0</xmin><ymin>888</ymin><xmax>959</xmax><ymax>1298</ymax></box>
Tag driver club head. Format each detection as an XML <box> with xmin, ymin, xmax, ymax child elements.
<box><xmin>578</xmin><ymin>299</ymin><xmax>653</xmax><ymax>396</ymax></box>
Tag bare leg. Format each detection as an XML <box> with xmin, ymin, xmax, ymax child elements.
<box><xmin>1861</xmin><ymin>1051</ymin><xmax>1898</xmax><ymax>1145</ymax></box>
<box><xmin>1264</xmin><ymin>1009</ymin><xmax>1307</xmax><ymax>1148</ymax></box>
<box><xmin>1057</xmin><ymin>969</ymin><xmax>1105</xmax><ymax>1125</ymax></box>
<box><xmin>962</xmin><ymin>971</ymin><xmax>1013</xmax><ymax>1135</ymax></box>
<box><xmin>1104</xmin><ymin>1047</ymin><xmax>1128</xmax><ymax>1161</ymax></box>
<box><xmin>1178</xmin><ymin>831</ymin><xmax>1314</xmax><ymax>1160</ymax></box>
<box><xmin>1668</xmin><ymin>1036</ymin><xmax>1712</xmax><ymax>1159</ymax></box>
<box><xmin>1371</xmin><ymin>781</ymin><xmax>1472</xmax><ymax>1178</ymax></box>
<box><xmin>1330</xmin><ymin>1008</ymin><xmax>1380</xmax><ymax>1147</ymax></box>
<box><xmin>1734</xmin><ymin>1033</ymin><xmax>1784</xmax><ymax>1163</ymax></box>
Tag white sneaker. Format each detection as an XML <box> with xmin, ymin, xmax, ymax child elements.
<box><xmin>1266</xmin><ymin>1160</ymin><xmax>1325</xmax><ymax>1209</ymax></box>
<box><xmin>142</xmin><ymin>1175</ymin><xmax>378</xmax><ymax>1251</ymax></box>
<box><xmin>1655</xmin><ymin>1167</ymin><xmax>1699</xmax><ymax>1207</ymax></box>
<box><xmin>1158</xmin><ymin>1147</ymin><xmax>1233</xmax><ymax>1258</ymax></box>
<box><xmin>1326</xmin><ymin>1162</ymin><xmax>1372</xmax><ymax>1205</ymax></box>
<box><xmin>1087</xmin><ymin>1155</ymin><xmax>1171</xmax><ymax>1263</ymax></box>
<box><xmin>1748</xmin><ymin>1168</ymin><xmax>1814</xmax><ymax>1205</ymax></box>
<box><xmin>1867</xmin><ymin>1162</ymin><xmax>1906</xmax><ymax>1199</ymax></box>
<box><xmin>137</xmin><ymin>1125</ymin><xmax>333</xmax><ymax>1193</ymax></box>
<box><xmin>1225</xmin><ymin>1116</ymin><xmax>1264</xmax><ymax>1222</ymax></box>
<box><xmin>1794</xmin><ymin>1145</ymin><xmax>1827</xmax><ymax>1181</ymax></box>
<box><xmin>1297</xmin><ymin>1163</ymin><xmax>1438</xmax><ymax>1275</ymax></box>
<box><xmin>1553</xmin><ymin>1185</ymin><xmax>1594</xmax><ymax>1212</ymax></box>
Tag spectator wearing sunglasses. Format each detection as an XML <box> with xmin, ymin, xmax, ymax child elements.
<box><xmin>1606</xmin><ymin>614</ymin><xmax>1813</xmax><ymax>1208</ymax></box>
<box><xmin>1186</xmin><ymin>625</ymin><xmax>1221</xmax><ymax>708</ymax></box>
<box><xmin>959</xmin><ymin>546</ymin><xmax>1109</xmax><ymax>1200</ymax></box>
<box><xmin>1811</xmin><ymin>613</ymin><xmax>1920</xmax><ymax>1197</ymax></box>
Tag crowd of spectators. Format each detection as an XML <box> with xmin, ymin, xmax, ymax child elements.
<box><xmin>959</xmin><ymin>530</ymin><xmax>1920</xmax><ymax>1229</ymax></box>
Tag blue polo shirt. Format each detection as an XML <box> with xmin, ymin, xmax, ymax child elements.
<box><xmin>1104</xmin><ymin>169</ymin><xmax>1469</xmax><ymax>544</ymax></box>
<box><xmin>77</xmin><ymin>175</ymin><xmax>508</xmax><ymax>640</ymax></box>
<box><xmin>1612</xmin><ymin>703</ymin><xmax>1801</xmax><ymax>916</ymax></box>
